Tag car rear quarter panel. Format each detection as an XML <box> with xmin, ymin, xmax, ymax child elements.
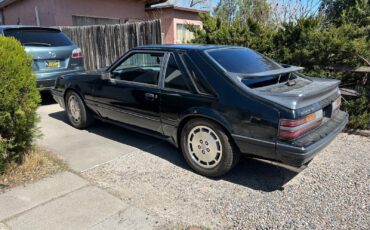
<box><xmin>172</xmin><ymin>51</ymin><xmax>282</xmax><ymax>158</ymax></box>
<box><xmin>56</xmin><ymin>73</ymin><xmax>99</xmax><ymax>107</ymax></box>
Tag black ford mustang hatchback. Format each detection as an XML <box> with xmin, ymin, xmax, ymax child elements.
<box><xmin>52</xmin><ymin>45</ymin><xmax>348</xmax><ymax>177</ymax></box>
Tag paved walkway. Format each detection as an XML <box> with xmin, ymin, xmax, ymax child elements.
<box><xmin>0</xmin><ymin>104</ymin><xmax>157</xmax><ymax>230</ymax></box>
<box><xmin>0</xmin><ymin>172</ymin><xmax>154</xmax><ymax>230</ymax></box>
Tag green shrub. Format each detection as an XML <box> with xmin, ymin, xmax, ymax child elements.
<box><xmin>271</xmin><ymin>18</ymin><xmax>370</xmax><ymax>128</ymax></box>
<box><xmin>0</xmin><ymin>37</ymin><xmax>40</xmax><ymax>172</ymax></box>
<box><xmin>190</xmin><ymin>0</ymin><xmax>370</xmax><ymax>129</ymax></box>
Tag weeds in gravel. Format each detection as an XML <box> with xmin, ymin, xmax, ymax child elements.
<box><xmin>174</xmin><ymin>225</ymin><xmax>211</xmax><ymax>230</ymax></box>
<box><xmin>0</xmin><ymin>147</ymin><xmax>68</xmax><ymax>192</ymax></box>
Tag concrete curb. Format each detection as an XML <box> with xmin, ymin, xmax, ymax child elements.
<box><xmin>344</xmin><ymin>129</ymin><xmax>370</xmax><ymax>137</ymax></box>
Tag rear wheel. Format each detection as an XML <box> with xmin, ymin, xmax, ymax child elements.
<box><xmin>180</xmin><ymin>119</ymin><xmax>240</xmax><ymax>177</ymax></box>
<box><xmin>65</xmin><ymin>91</ymin><xmax>94</xmax><ymax>129</ymax></box>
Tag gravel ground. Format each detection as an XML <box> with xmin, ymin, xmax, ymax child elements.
<box><xmin>82</xmin><ymin>133</ymin><xmax>369</xmax><ymax>229</ymax></box>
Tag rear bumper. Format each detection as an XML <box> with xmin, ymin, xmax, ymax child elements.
<box><xmin>232</xmin><ymin>111</ymin><xmax>348</xmax><ymax>167</ymax></box>
<box><xmin>37</xmin><ymin>79</ymin><xmax>56</xmax><ymax>90</ymax></box>
<box><xmin>51</xmin><ymin>89</ymin><xmax>65</xmax><ymax>109</ymax></box>
<box><xmin>36</xmin><ymin>69</ymin><xmax>84</xmax><ymax>90</ymax></box>
<box><xmin>276</xmin><ymin>111</ymin><xmax>348</xmax><ymax>167</ymax></box>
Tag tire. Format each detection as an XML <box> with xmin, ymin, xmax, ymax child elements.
<box><xmin>180</xmin><ymin>118</ymin><xmax>240</xmax><ymax>177</ymax></box>
<box><xmin>65</xmin><ymin>90</ymin><xmax>94</xmax><ymax>129</ymax></box>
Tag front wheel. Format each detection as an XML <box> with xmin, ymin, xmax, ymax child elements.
<box><xmin>65</xmin><ymin>91</ymin><xmax>94</xmax><ymax>129</ymax></box>
<box><xmin>180</xmin><ymin>119</ymin><xmax>240</xmax><ymax>177</ymax></box>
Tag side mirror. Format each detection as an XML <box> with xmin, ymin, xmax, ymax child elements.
<box><xmin>101</xmin><ymin>72</ymin><xmax>112</xmax><ymax>80</ymax></box>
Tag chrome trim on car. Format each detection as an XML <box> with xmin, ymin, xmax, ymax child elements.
<box><xmin>232</xmin><ymin>134</ymin><xmax>276</xmax><ymax>147</ymax></box>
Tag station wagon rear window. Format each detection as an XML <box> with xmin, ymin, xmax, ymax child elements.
<box><xmin>4</xmin><ymin>28</ymin><xmax>73</xmax><ymax>47</ymax></box>
<box><xmin>208</xmin><ymin>48</ymin><xmax>281</xmax><ymax>74</ymax></box>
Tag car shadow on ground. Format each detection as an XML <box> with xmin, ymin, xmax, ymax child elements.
<box><xmin>40</xmin><ymin>91</ymin><xmax>56</xmax><ymax>106</ymax></box>
<box><xmin>49</xmin><ymin>111</ymin><xmax>299</xmax><ymax>192</ymax></box>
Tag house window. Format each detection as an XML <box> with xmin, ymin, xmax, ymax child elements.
<box><xmin>72</xmin><ymin>15</ymin><xmax>120</xmax><ymax>26</ymax></box>
<box><xmin>176</xmin><ymin>23</ymin><xmax>198</xmax><ymax>44</ymax></box>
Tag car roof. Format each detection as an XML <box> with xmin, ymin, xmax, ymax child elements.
<box><xmin>0</xmin><ymin>25</ymin><xmax>61</xmax><ymax>32</ymax></box>
<box><xmin>134</xmin><ymin>44</ymin><xmax>240</xmax><ymax>52</ymax></box>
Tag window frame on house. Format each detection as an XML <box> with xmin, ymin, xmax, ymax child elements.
<box><xmin>175</xmin><ymin>23</ymin><xmax>199</xmax><ymax>44</ymax></box>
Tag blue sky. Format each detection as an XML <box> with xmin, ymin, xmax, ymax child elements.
<box><xmin>166</xmin><ymin>0</ymin><xmax>322</xmax><ymax>14</ymax></box>
<box><xmin>201</xmin><ymin>0</ymin><xmax>322</xmax><ymax>12</ymax></box>
<box><xmin>210</xmin><ymin>0</ymin><xmax>321</xmax><ymax>5</ymax></box>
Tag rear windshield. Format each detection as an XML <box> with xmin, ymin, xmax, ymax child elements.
<box><xmin>208</xmin><ymin>48</ymin><xmax>282</xmax><ymax>74</ymax></box>
<box><xmin>4</xmin><ymin>28</ymin><xmax>73</xmax><ymax>47</ymax></box>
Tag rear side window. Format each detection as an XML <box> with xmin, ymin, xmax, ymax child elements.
<box><xmin>164</xmin><ymin>54</ymin><xmax>190</xmax><ymax>92</ymax></box>
<box><xmin>182</xmin><ymin>54</ymin><xmax>213</xmax><ymax>95</ymax></box>
<box><xmin>208</xmin><ymin>48</ymin><xmax>281</xmax><ymax>74</ymax></box>
<box><xmin>4</xmin><ymin>29</ymin><xmax>73</xmax><ymax>47</ymax></box>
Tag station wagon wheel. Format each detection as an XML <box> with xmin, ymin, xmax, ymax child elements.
<box><xmin>65</xmin><ymin>90</ymin><xmax>94</xmax><ymax>129</ymax></box>
<box><xmin>181</xmin><ymin>119</ymin><xmax>240</xmax><ymax>177</ymax></box>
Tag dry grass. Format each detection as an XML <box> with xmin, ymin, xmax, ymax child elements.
<box><xmin>0</xmin><ymin>147</ymin><xmax>68</xmax><ymax>192</ymax></box>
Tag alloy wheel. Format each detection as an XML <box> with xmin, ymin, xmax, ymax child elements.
<box><xmin>187</xmin><ymin>125</ymin><xmax>223</xmax><ymax>169</ymax></box>
<box><xmin>68</xmin><ymin>95</ymin><xmax>81</xmax><ymax>122</ymax></box>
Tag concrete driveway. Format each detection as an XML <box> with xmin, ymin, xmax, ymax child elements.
<box><xmin>37</xmin><ymin>103</ymin><xmax>297</xmax><ymax>189</ymax></box>
<box><xmin>38</xmin><ymin>103</ymin><xmax>161</xmax><ymax>172</ymax></box>
<box><xmin>33</xmin><ymin>101</ymin><xmax>370</xmax><ymax>229</ymax></box>
<box><xmin>0</xmin><ymin>100</ymin><xmax>160</xmax><ymax>230</ymax></box>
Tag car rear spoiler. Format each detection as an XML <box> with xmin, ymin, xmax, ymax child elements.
<box><xmin>236</xmin><ymin>66</ymin><xmax>304</xmax><ymax>79</ymax></box>
<box><xmin>227</xmin><ymin>65</ymin><xmax>341</xmax><ymax>111</ymax></box>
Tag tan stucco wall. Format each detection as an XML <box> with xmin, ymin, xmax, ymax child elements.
<box><xmin>2</xmin><ymin>0</ymin><xmax>57</xmax><ymax>26</ymax></box>
<box><xmin>147</xmin><ymin>8</ymin><xmax>203</xmax><ymax>44</ymax></box>
<box><xmin>2</xmin><ymin>0</ymin><xmax>147</xmax><ymax>26</ymax></box>
<box><xmin>54</xmin><ymin>0</ymin><xmax>147</xmax><ymax>26</ymax></box>
<box><xmin>2</xmin><ymin>0</ymin><xmax>203</xmax><ymax>44</ymax></box>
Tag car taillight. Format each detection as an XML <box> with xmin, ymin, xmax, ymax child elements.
<box><xmin>332</xmin><ymin>96</ymin><xmax>341</xmax><ymax>113</ymax></box>
<box><xmin>71</xmin><ymin>48</ymin><xmax>82</xmax><ymax>59</ymax></box>
<box><xmin>279</xmin><ymin>110</ymin><xmax>323</xmax><ymax>140</ymax></box>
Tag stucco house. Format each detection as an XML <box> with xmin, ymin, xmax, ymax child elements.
<box><xmin>146</xmin><ymin>5</ymin><xmax>205</xmax><ymax>44</ymax></box>
<box><xmin>0</xmin><ymin>0</ymin><xmax>205</xmax><ymax>44</ymax></box>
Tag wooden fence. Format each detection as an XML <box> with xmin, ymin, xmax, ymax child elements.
<box><xmin>325</xmin><ymin>66</ymin><xmax>370</xmax><ymax>97</ymax></box>
<box><xmin>58</xmin><ymin>20</ymin><xmax>162</xmax><ymax>71</ymax></box>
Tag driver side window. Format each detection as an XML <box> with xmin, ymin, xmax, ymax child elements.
<box><xmin>111</xmin><ymin>52</ymin><xmax>164</xmax><ymax>86</ymax></box>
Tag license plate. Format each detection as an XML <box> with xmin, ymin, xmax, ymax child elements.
<box><xmin>332</xmin><ymin>97</ymin><xmax>341</xmax><ymax>112</ymax></box>
<box><xmin>45</xmin><ymin>61</ymin><xmax>60</xmax><ymax>68</ymax></box>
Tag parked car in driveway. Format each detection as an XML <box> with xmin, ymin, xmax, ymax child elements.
<box><xmin>0</xmin><ymin>26</ymin><xmax>84</xmax><ymax>90</ymax></box>
<box><xmin>51</xmin><ymin>45</ymin><xmax>348</xmax><ymax>177</ymax></box>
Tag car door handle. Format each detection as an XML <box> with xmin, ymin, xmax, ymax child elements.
<box><xmin>145</xmin><ymin>93</ymin><xmax>158</xmax><ymax>101</ymax></box>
